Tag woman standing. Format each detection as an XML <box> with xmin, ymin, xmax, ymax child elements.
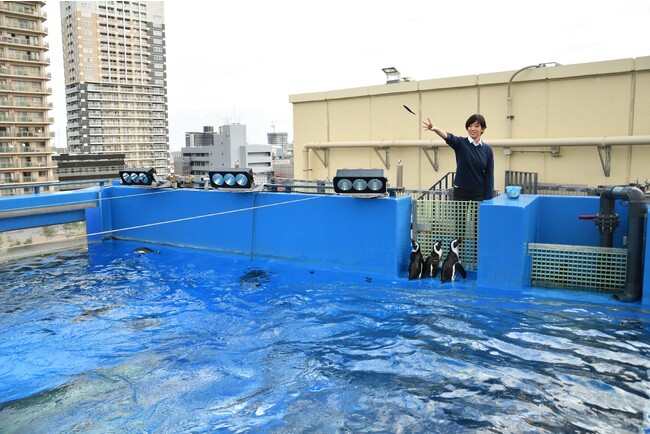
<box><xmin>423</xmin><ymin>114</ymin><xmax>494</xmax><ymax>201</ymax></box>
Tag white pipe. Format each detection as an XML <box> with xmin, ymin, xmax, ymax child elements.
<box><xmin>304</xmin><ymin>135</ymin><xmax>650</xmax><ymax>150</ymax></box>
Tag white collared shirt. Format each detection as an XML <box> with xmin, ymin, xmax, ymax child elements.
<box><xmin>467</xmin><ymin>137</ymin><xmax>483</xmax><ymax>147</ymax></box>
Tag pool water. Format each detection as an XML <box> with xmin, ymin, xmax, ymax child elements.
<box><xmin>1</xmin><ymin>240</ymin><xmax>649</xmax><ymax>433</ymax></box>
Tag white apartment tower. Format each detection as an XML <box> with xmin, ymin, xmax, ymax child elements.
<box><xmin>0</xmin><ymin>1</ymin><xmax>56</xmax><ymax>195</ymax></box>
<box><xmin>60</xmin><ymin>1</ymin><xmax>169</xmax><ymax>176</ymax></box>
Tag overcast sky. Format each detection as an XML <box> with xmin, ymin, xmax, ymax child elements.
<box><xmin>43</xmin><ymin>0</ymin><xmax>649</xmax><ymax>151</ymax></box>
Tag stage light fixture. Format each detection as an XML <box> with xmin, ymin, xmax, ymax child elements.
<box><xmin>333</xmin><ymin>169</ymin><xmax>387</xmax><ymax>197</ymax></box>
<box><xmin>119</xmin><ymin>168</ymin><xmax>156</xmax><ymax>186</ymax></box>
<box><xmin>208</xmin><ymin>169</ymin><xmax>254</xmax><ymax>190</ymax></box>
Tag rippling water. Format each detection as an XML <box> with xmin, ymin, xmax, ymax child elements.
<box><xmin>1</xmin><ymin>240</ymin><xmax>649</xmax><ymax>433</ymax></box>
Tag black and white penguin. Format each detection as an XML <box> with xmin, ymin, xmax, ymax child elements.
<box><xmin>423</xmin><ymin>240</ymin><xmax>443</xmax><ymax>278</ymax></box>
<box><xmin>441</xmin><ymin>238</ymin><xmax>467</xmax><ymax>283</ymax></box>
<box><xmin>408</xmin><ymin>239</ymin><xmax>424</xmax><ymax>280</ymax></box>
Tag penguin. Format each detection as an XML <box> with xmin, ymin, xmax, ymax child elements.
<box><xmin>441</xmin><ymin>237</ymin><xmax>467</xmax><ymax>283</ymax></box>
<box><xmin>408</xmin><ymin>239</ymin><xmax>424</xmax><ymax>280</ymax></box>
<box><xmin>133</xmin><ymin>247</ymin><xmax>160</xmax><ymax>255</ymax></box>
<box><xmin>423</xmin><ymin>240</ymin><xmax>443</xmax><ymax>278</ymax></box>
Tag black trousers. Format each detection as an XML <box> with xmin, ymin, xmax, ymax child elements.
<box><xmin>453</xmin><ymin>186</ymin><xmax>484</xmax><ymax>201</ymax></box>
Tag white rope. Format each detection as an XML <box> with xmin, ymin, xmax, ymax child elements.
<box><xmin>74</xmin><ymin>194</ymin><xmax>325</xmax><ymax>240</ymax></box>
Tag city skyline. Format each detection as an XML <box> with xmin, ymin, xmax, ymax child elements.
<box><xmin>44</xmin><ymin>0</ymin><xmax>650</xmax><ymax>151</ymax></box>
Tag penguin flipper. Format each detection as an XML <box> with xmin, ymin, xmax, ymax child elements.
<box><xmin>456</xmin><ymin>263</ymin><xmax>467</xmax><ymax>279</ymax></box>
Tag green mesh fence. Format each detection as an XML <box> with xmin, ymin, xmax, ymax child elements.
<box><xmin>413</xmin><ymin>199</ymin><xmax>479</xmax><ymax>270</ymax></box>
<box><xmin>528</xmin><ymin>243</ymin><xmax>627</xmax><ymax>292</ymax></box>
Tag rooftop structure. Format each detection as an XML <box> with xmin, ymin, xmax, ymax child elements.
<box><xmin>53</xmin><ymin>152</ymin><xmax>125</xmax><ymax>190</ymax></box>
<box><xmin>290</xmin><ymin>57</ymin><xmax>650</xmax><ymax>192</ymax></box>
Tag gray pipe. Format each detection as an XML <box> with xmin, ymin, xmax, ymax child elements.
<box><xmin>595</xmin><ymin>191</ymin><xmax>619</xmax><ymax>248</ymax></box>
<box><xmin>599</xmin><ymin>186</ymin><xmax>647</xmax><ymax>302</ymax></box>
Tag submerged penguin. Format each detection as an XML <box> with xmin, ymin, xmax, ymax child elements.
<box><xmin>423</xmin><ymin>240</ymin><xmax>443</xmax><ymax>278</ymax></box>
<box><xmin>441</xmin><ymin>238</ymin><xmax>467</xmax><ymax>283</ymax></box>
<box><xmin>408</xmin><ymin>239</ymin><xmax>424</xmax><ymax>280</ymax></box>
<box><xmin>133</xmin><ymin>247</ymin><xmax>160</xmax><ymax>255</ymax></box>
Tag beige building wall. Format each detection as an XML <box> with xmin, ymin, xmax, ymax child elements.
<box><xmin>290</xmin><ymin>57</ymin><xmax>650</xmax><ymax>193</ymax></box>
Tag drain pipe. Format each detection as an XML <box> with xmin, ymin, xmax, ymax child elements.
<box><xmin>597</xmin><ymin>186</ymin><xmax>647</xmax><ymax>302</ymax></box>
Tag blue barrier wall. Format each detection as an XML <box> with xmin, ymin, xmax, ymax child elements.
<box><xmin>645</xmin><ymin>216</ymin><xmax>650</xmax><ymax>306</ymax></box>
<box><xmin>1</xmin><ymin>186</ymin><xmax>646</xmax><ymax>303</ymax></box>
<box><xmin>477</xmin><ymin>194</ymin><xmax>539</xmax><ymax>289</ymax></box>
<box><xmin>478</xmin><ymin>194</ymin><xmax>646</xmax><ymax>300</ymax></box>
<box><xmin>0</xmin><ymin>188</ymin><xmax>99</xmax><ymax>232</ymax></box>
<box><xmin>535</xmin><ymin>195</ymin><xmax>629</xmax><ymax>247</ymax></box>
<box><xmin>95</xmin><ymin>186</ymin><xmax>412</xmax><ymax>276</ymax></box>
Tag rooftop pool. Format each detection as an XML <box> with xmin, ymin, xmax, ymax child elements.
<box><xmin>0</xmin><ymin>183</ymin><xmax>649</xmax><ymax>432</ymax></box>
<box><xmin>1</xmin><ymin>240</ymin><xmax>649</xmax><ymax>433</ymax></box>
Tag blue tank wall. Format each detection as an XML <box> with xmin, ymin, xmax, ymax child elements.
<box><xmin>478</xmin><ymin>194</ymin><xmax>645</xmax><ymax>298</ymax></box>
<box><xmin>95</xmin><ymin>186</ymin><xmax>412</xmax><ymax>277</ymax></box>
<box><xmin>645</xmin><ymin>222</ymin><xmax>650</xmax><ymax>306</ymax></box>
<box><xmin>1</xmin><ymin>187</ymin><xmax>647</xmax><ymax>303</ymax></box>
<box><xmin>0</xmin><ymin>188</ymin><xmax>99</xmax><ymax>232</ymax></box>
<box><xmin>534</xmin><ymin>195</ymin><xmax>629</xmax><ymax>247</ymax></box>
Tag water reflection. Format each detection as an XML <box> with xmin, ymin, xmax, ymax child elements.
<box><xmin>0</xmin><ymin>241</ymin><xmax>648</xmax><ymax>433</ymax></box>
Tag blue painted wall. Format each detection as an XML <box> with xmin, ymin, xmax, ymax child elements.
<box><xmin>95</xmin><ymin>186</ymin><xmax>412</xmax><ymax>277</ymax></box>
<box><xmin>1</xmin><ymin>186</ymin><xmax>646</xmax><ymax>302</ymax></box>
<box><xmin>0</xmin><ymin>188</ymin><xmax>99</xmax><ymax>232</ymax></box>
<box><xmin>478</xmin><ymin>193</ymin><xmax>647</xmax><ymax>304</ymax></box>
<box><xmin>535</xmin><ymin>195</ymin><xmax>629</xmax><ymax>247</ymax></box>
<box><xmin>478</xmin><ymin>194</ymin><xmax>539</xmax><ymax>289</ymax></box>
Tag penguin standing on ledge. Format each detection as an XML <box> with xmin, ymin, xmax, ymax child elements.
<box><xmin>441</xmin><ymin>238</ymin><xmax>467</xmax><ymax>283</ymax></box>
<box><xmin>423</xmin><ymin>240</ymin><xmax>442</xmax><ymax>278</ymax></box>
<box><xmin>408</xmin><ymin>239</ymin><xmax>424</xmax><ymax>280</ymax></box>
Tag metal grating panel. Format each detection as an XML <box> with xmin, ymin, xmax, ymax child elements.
<box><xmin>505</xmin><ymin>170</ymin><xmax>539</xmax><ymax>194</ymax></box>
<box><xmin>528</xmin><ymin>243</ymin><xmax>627</xmax><ymax>292</ymax></box>
<box><xmin>414</xmin><ymin>200</ymin><xmax>479</xmax><ymax>270</ymax></box>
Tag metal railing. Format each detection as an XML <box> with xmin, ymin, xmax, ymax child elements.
<box><xmin>505</xmin><ymin>170</ymin><xmax>538</xmax><ymax>194</ymax></box>
<box><xmin>0</xmin><ymin>179</ymin><xmax>113</xmax><ymax>196</ymax></box>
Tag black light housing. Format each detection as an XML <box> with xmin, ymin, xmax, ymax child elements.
<box><xmin>208</xmin><ymin>168</ymin><xmax>254</xmax><ymax>190</ymax></box>
<box><xmin>333</xmin><ymin>169</ymin><xmax>387</xmax><ymax>197</ymax></box>
<box><xmin>119</xmin><ymin>168</ymin><xmax>156</xmax><ymax>186</ymax></box>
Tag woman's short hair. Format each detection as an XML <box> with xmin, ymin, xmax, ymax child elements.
<box><xmin>465</xmin><ymin>114</ymin><xmax>487</xmax><ymax>130</ymax></box>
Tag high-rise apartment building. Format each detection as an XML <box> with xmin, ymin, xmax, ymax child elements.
<box><xmin>60</xmin><ymin>1</ymin><xmax>170</xmax><ymax>176</ymax></box>
<box><xmin>0</xmin><ymin>1</ymin><xmax>56</xmax><ymax>195</ymax></box>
